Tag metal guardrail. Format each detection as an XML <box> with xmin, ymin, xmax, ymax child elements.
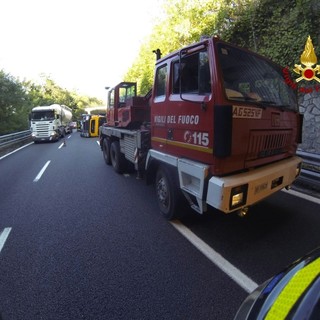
<box><xmin>0</xmin><ymin>130</ymin><xmax>31</xmax><ymax>148</ymax></box>
<box><xmin>0</xmin><ymin>130</ymin><xmax>319</xmax><ymax>191</ymax></box>
<box><xmin>296</xmin><ymin>150</ymin><xmax>320</xmax><ymax>191</ymax></box>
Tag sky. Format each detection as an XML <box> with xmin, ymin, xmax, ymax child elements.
<box><xmin>0</xmin><ymin>0</ymin><xmax>163</xmax><ymax>102</ymax></box>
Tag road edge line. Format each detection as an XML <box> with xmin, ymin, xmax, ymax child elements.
<box><xmin>170</xmin><ymin>220</ymin><xmax>258</xmax><ymax>293</ymax></box>
<box><xmin>0</xmin><ymin>142</ymin><xmax>33</xmax><ymax>161</ymax></box>
<box><xmin>0</xmin><ymin>227</ymin><xmax>12</xmax><ymax>253</ymax></box>
<box><xmin>33</xmin><ymin>160</ymin><xmax>51</xmax><ymax>182</ymax></box>
<box><xmin>282</xmin><ymin>188</ymin><xmax>320</xmax><ymax>205</ymax></box>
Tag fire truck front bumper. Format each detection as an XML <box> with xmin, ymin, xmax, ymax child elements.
<box><xmin>206</xmin><ymin>156</ymin><xmax>302</xmax><ymax>214</ymax></box>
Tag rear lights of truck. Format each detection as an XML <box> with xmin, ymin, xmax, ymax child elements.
<box><xmin>230</xmin><ymin>184</ymin><xmax>248</xmax><ymax>209</ymax></box>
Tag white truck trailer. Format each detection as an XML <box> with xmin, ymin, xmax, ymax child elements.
<box><xmin>30</xmin><ymin>104</ymin><xmax>73</xmax><ymax>143</ymax></box>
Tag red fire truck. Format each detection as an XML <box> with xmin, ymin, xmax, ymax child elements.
<box><xmin>99</xmin><ymin>36</ymin><xmax>302</xmax><ymax>219</ymax></box>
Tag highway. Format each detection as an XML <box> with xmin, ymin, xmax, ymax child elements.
<box><xmin>1</xmin><ymin>132</ymin><xmax>320</xmax><ymax>320</ymax></box>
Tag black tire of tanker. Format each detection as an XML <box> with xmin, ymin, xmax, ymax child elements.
<box><xmin>155</xmin><ymin>165</ymin><xmax>184</xmax><ymax>220</ymax></box>
<box><xmin>102</xmin><ymin>138</ymin><xmax>111</xmax><ymax>165</ymax></box>
<box><xmin>110</xmin><ymin>140</ymin><xmax>126</xmax><ymax>173</ymax></box>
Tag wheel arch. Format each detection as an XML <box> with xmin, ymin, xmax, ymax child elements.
<box><xmin>145</xmin><ymin>158</ymin><xmax>160</xmax><ymax>185</ymax></box>
<box><xmin>100</xmin><ymin>133</ymin><xmax>119</xmax><ymax>147</ymax></box>
<box><xmin>145</xmin><ymin>150</ymin><xmax>179</xmax><ymax>185</ymax></box>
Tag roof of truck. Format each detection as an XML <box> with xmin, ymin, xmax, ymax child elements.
<box><xmin>32</xmin><ymin>104</ymin><xmax>71</xmax><ymax>112</ymax></box>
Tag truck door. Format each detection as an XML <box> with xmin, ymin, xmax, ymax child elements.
<box><xmin>168</xmin><ymin>50</ymin><xmax>214</xmax><ymax>163</ymax></box>
<box><xmin>151</xmin><ymin>47</ymin><xmax>214</xmax><ymax>163</ymax></box>
<box><xmin>151</xmin><ymin>64</ymin><xmax>169</xmax><ymax>153</ymax></box>
<box><xmin>107</xmin><ymin>89</ymin><xmax>116</xmax><ymax>126</ymax></box>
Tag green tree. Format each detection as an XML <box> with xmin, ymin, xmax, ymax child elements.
<box><xmin>0</xmin><ymin>71</ymin><xmax>104</xmax><ymax>135</ymax></box>
<box><xmin>124</xmin><ymin>0</ymin><xmax>246</xmax><ymax>93</ymax></box>
<box><xmin>221</xmin><ymin>0</ymin><xmax>320</xmax><ymax>67</ymax></box>
<box><xmin>23</xmin><ymin>76</ymin><xmax>104</xmax><ymax>121</ymax></box>
<box><xmin>124</xmin><ymin>0</ymin><xmax>320</xmax><ymax>93</ymax></box>
<box><xmin>0</xmin><ymin>70</ymin><xmax>32</xmax><ymax>134</ymax></box>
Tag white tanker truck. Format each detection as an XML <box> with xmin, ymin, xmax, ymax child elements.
<box><xmin>30</xmin><ymin>104</ymin><xmax>73</xmax><ymax>143</ymax></box>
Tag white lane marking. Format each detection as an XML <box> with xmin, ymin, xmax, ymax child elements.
<box><xmin>58</xmin><ymin>142</ymin><xmax>65</xmax><ymax>149</ymax></box>
<box><xmin>282</xmin><ymin>188</ymin><xmax>320</xmax><ymax>205</ymax></box>
<box><xmin>96</xmin><ymin>141</ymin><xmax>100</xmax><ymax>146</ymax></box>
<box><xmin>0</xmin><ymin>227</ymin><xmax>12</xmax><ymax>253</ymax></box>
<box><xmin>170</xmin><ymin>220</ymin><xmax>258</xmax><ymax>293</ymax></box>
<box><xmin>33</xmin><ymin>160</ymin><xmax>51</xmax><ymax>182</ymax></box>
<box><xmin>0</xmin><ymin>142</ymin><xmax>33</xmax><ymax>161</ymax></box>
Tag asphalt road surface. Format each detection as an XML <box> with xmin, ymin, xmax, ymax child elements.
<box><xmin>1</xmin><ymin>132</ymin><xmax>319</xmax><ymax>320</ymax></box>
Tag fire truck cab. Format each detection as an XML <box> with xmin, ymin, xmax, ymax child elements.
<box><xmin>100</xmin><ymin>36</ymin><xmax>302</xmax><ymax>219</ymax></box>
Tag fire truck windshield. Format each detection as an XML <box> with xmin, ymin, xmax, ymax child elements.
<box><xmin>217</xmin><ymin>43</ymin><xmax>297</xmax><ymax>111</ymax></box>
<box><xmin>31</xmin><ymin>110</ymin><xmax>55</xmax><ymax>121</ymax></box>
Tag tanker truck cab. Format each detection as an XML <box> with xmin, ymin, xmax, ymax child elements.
<box><xmin>30</xmin><ymin>104</ymin><xmax>73</xmax><ymax>142</ymax></box>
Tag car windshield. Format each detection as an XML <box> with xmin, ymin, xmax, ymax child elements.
<box><xmin>31</xmin><ymin>111</ymin><xmax>55</xmax><ymax>121</ymax></box>
<box><xmin>217</xmin><ymin>43</ymin><xmax>297</xmax><ymax>111</ymax></box>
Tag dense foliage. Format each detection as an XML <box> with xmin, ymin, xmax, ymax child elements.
<box><xmin>0</xmin><ymin>72</ymin><xmax>103</xmax><ymax>135</ymax></box>
<box><xmin>0</xmin><ymin>71</ymin><xmax>31</xmax><ymax>134</ymax></box>
<box><xmin>124</xmin><ymin>0</ymin><xmax>320</xmax><ymax>94</ymax></box>
<box><xmin>2</xmin><ymin>0</ymin><xmax>319</xmax><ymax>134</ymax></box>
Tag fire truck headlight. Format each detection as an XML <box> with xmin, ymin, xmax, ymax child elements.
<box><xmin>230</xmin><ymin>184</ymin><xmax>248</xmax><ymax>209</ymax></box>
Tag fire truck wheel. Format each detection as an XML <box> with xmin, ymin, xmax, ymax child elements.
<box><xmin>155</xmin><ymin>165</ymin><xmax>181</xmax><ymax>220</ymax></box>
<box><xmin>110</xmin><ymin>141</ymin><xmax>126</xmax><ymax>173</ymax></box>
<box><xmin>102</xmin><ymin>138</ymin><xmax>111</xmax><ymax>165</ymax></box>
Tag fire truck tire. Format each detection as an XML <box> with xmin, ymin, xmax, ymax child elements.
<box><xmin>155</xmin><ymin>165</ymin><xmax>182</xmax><ymax>220</ymax></box>
<box><xmin>110</xmin><ymin>141</ymin><xmax>126</xmax><ymax>173</ymax></box>
<box><xmin>102</xmin><ymin>138</ymin><xmax>111</xmax><ymax>165</ymax></box>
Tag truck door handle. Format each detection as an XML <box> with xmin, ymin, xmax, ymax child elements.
<box><xmin>167</xmin><ymin>128</ymin><xmax>174</xmax><ymax>140</ymax></box>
